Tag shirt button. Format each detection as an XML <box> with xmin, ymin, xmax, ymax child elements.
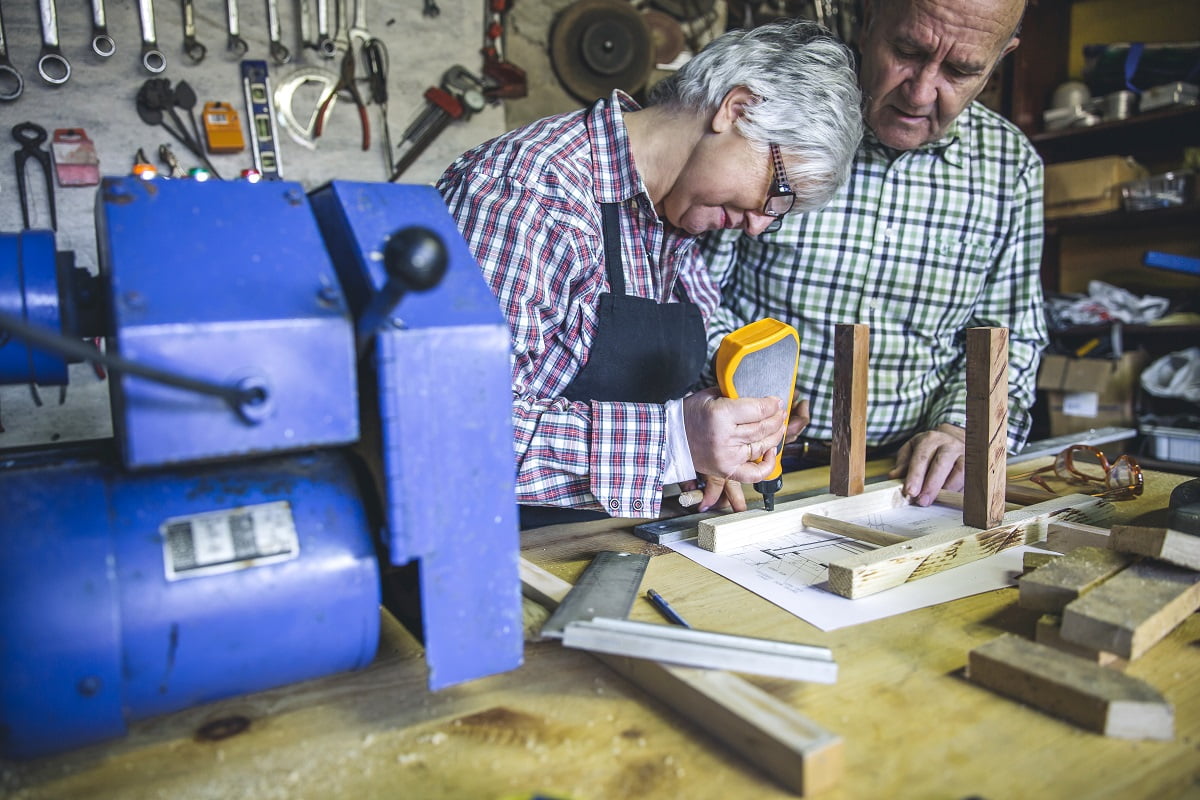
<box><xmin>882</xmin><ymin>228</ymin><xmax>896</xmax><ymax>241</ymax></box>
<box><xmin>632</xmin><ymin>500</ymin><xmax>643</xmax><ymax>511</ymax></box>
<box><xmin>608</xmin><ymin>499</ymin><xmax>620</xmax><ymax>510</ymax></box>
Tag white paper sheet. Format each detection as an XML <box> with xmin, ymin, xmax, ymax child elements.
<box><xmin>669</xmin><ymin>504</ymin><xmax>1044</xmax><ymax>631</ymax></box>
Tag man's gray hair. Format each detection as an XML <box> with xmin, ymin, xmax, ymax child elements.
<box><xmin>649</xmin><ymin>20</ymin><xmax>863</xmax><ymax>212</ymax></box>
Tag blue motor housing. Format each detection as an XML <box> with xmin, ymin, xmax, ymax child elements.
<box><xmin>0</xmin><ymin>231</ymin><xmax>69</xmax><ymax>386</ymax></box>
<box><xmin>0</xmin><ymin>448</ymin><xmax>380</xmax><ymax>760</ymax></box>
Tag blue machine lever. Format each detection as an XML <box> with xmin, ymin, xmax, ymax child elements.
<box><xmin>356</xmin><ymin>226</ymin><xmax>448</xmax><ymax>355</ymax></box>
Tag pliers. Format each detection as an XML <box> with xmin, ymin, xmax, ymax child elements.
<box><xmin>314</xmin><ymin>47</ymin><xmax>369</xmax><ymax>151</ymax></box>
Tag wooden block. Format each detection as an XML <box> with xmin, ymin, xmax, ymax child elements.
<box><xmin>1042</xmin><ymin>520</ymin><xmax>1112</xmax><ymax>554</ymax></box>
<box><xmin>698</xmin><ymin>480</ymin><xmax>905</xmax><ymax>553</ymax></box>
<box><xmin>1034</xmin><ymin>614</ymin><xmax>1126</xmax><ymax>668</ymax></box>
<box><xmin>519</xmin><ymin>558</ymin><xmax>843</xmax><ymax>795</ymax></box>
<box><xmin>1060</xmin><ymin>560</ymin><xmax>1200</xmax><ymax>660</ymax></box>
<box><xmin>829</xmin><ymin>323</ymin><xmax>868</xmax><ymax>497</ymax></box>
<box><xmin>966</xmin><ymin>633</ymin><xmax>1172</xmax><ymax>740</ymax></box>
<box><xmin>827</xmin><ymin>493</ymin><xmax>1113</xmax><ymax>599</ymax></box>
<box><xmin>964</xmin><ymin>327</ymin><xmax>1009</xmax><ymax>529</ymax></box>
<box><xmin>1109</xmin><ymin>525</ymin><xmax>1200</xmax><ymax>571</ymax></box>
<box><xmin>1018</xmin><ymin>546</ymin><xmax>1132</xmax><ymax>614</ymax></box>
<box><xmin>1022</xmin><ymin>551</ymin><xmax>1059</xmax><ymax>573</ymax></box>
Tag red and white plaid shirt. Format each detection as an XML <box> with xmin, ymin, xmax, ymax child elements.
<box><xmin>438</xmin><ymin>91</ymin><xmax>722</xmax><ymax>516</ymax></box>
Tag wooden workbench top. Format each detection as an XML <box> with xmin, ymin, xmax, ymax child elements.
<box><xmin>3</xmin><ymin>461</ymin><xmax>1197</xmax><ymax>799</ymax></box>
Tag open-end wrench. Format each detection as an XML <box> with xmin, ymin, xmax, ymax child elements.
<box><xmin>314</xmin><ymin>0</ymin><xmax>336</xmax><ymax>58</ymax></box>
<box><xmin>225</xmin><ymin>0</ymin><xmax>247</xmax><ymax>56</ymax></box>
<box><xmin>180</xmin><ymin>0</ymin><xmax>205</xmax><ymax>63</ymax></box>
<box><xmin>90</xmin><ymin>0</ymin><xmax>115</xmax><ymax>57</ymax></box>
<box><xmin>348</xmin><ymin>0</ymin><xmax>368</xmax><ymax>50</ymax></box>
<box><xmin>266</xmin><ymin>0</ymin><xmax>290</xmax><ymax>64</ymax></box>
<box><xmin>297</xmin><ymin>0</ymin><xmax>313</xmax><ymax>50</ymax></box>
<box><xmin>0</xmin><ymin>0</ymin><xmax>24</xmax><ymax>101</ymax></box>
<box><xmin>36</xmin><ymin>0</ymin><xmax>70</xmax><ymax>85</ymax></box>
<box><xmin>137</xmin><ymin>0</ymin><xmax>166</xmax><ymax>72</ymax></box>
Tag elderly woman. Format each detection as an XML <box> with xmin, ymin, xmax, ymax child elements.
<box><xmin>438</xmin><ymin>20</ymin><xmax>862</xmax><ymax>526</ymax></box>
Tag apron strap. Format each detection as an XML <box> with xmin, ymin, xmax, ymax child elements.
<box><xmin>600</xmin><ymin>202</ymin><xmax>626</xmax><ymax>296</ymax></box>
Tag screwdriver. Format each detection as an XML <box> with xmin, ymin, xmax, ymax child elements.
<box><xmin>362</xmin><ymin>37</ymin><xmax>393</xmax><ymax>175</ymax></box>
<box><xmin>714</xmin><ymin>318</ymin><xmax>800</xmax><ymax>511</ymax></box>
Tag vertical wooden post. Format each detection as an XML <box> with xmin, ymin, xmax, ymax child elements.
<box><xmin>830</xmin><ymin>324</ymin><xmax>868</xmax><ymax>497</ymax></box>
<box><xmin>964</xmin><ymin>327</ymin><xmax>1008</xmax><ymax>529</ymax></box>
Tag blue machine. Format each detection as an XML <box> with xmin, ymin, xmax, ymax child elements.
<box><xmin>0</xmin><ymin>177</ymin><xmax>522</xmax><ymax>760</ymax></box>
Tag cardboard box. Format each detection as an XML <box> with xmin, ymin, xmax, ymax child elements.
<box><xmin>1044</xmin><ymin>156</ymin><xmax>1148</xmax><ymax>219</ymax></box>
<box><xmin>1037</xmin><ymin>352</ymin><xmax>1147</xmax><ymax>437</ymax></box>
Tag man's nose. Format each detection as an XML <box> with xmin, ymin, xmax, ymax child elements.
<box><xmin>903</xmin><ymin>62</ymin><xmax>939</xmax><ymax>109</ymax></box>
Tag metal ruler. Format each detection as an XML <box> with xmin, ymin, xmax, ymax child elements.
<box><xmin>539</xmin><ymin>551</ymin><xmax>649</xmax><ymax>640</ymax></box>
<box><xmin>241</xmin><ymin>60</ymin><xmax>283</xmax><ymax>179</ymax></box>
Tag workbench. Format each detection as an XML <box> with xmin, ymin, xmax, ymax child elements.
<box><xmin>2</xmin><ymin>459</ymin><xmax>1197</xmax><ymax>800</ymax></box>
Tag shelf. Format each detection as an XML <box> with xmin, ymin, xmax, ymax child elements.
<box><xmin>1032</xmin><ymin>106</ymin><xmax>1200</xmax><ymax>165</ymax></box>
<box><xmin>1045</xmin><ymin>203</ymin><xmax>1200</xmax><ymax>234</ymax></box>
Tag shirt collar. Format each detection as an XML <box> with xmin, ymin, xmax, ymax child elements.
<box><xmin>587</xmin><ymin>89</ymin><xmax>646</xmax><ymax>205</ymax></box>
<box><xmin>864</xmin><ymin>108</ymin><xmax>968</xmax><ymax>167</ymax></box>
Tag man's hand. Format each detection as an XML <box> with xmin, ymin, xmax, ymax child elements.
<box><xmin>888</xmin><ymin>423</ymin><xmax>966</xmax><ymax>506</ymax></box>
<box><xmin>683</xmin><ymin>387</ymin><xmax>788</xmax><ymax>511</ymax></box>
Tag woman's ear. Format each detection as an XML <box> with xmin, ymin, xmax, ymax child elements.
<box><xmin>711</xmin><ymin>85</ymin><xmax>759</xmax><ymax>134</ymax></box>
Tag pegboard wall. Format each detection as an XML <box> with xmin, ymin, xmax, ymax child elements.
<box><xmin>0</xmin><ymin>0</ymin><xmax>507</xmax><ymax>446</ymax></box>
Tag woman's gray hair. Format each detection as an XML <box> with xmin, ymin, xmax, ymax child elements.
<box><xmin>648</xmin><ymin>20</ymin><xmax>863</xmax><ymax>212</ymax></box>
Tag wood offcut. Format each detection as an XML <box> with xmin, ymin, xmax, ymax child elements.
<box><xmin>829</xmin><ymin>323</ymin><xmax>868</xmax><ymax>497</ymax></box>
<box><xmin>963</xmin><ymin>327</ymin><xmax>1009</xmax><ymax>529</ymax></box>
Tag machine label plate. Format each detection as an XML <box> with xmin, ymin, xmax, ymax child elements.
<box><xmin>161</xmin><ymin>501</ymin><xmax>300</xmax><ymax>580</ymax></box>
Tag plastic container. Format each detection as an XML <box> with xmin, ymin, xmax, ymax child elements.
<box><xmin>1142</xmin><ymin>425</ymin><xmax>1200</xmax><ymax>465</ymax></box>
<box><xmin>1121</xmin><ymin>171</ymin><xmax>1192</xmax><ymax>211</ymax></box>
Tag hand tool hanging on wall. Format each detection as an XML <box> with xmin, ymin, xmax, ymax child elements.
<box><xmin>50</xmin><ymin>128</ymin><xmax>100</xmax><ymax>186</ymax></box>
<box><xmin>137</xmin><ymin>0</ymin><xmax>166</xmax><ymax>72</ymax></box>
<box><xmin>12</xmin><ymin>122</ymin><xmax>57</xmax><ymax>230</ymax></box>
<box><xmin>36</xmin><ymin>0</ymin><xmax>70</xmax><ymax>85</ymax></box>
<box><xmin>265</xmin><ymin>0</ymin><xmax>290</xmax><ymax>64</ymax></box>
<box><xmin>225</xmin><ymin>0</ymin><xmax>248</xmax><ymax>55</ymax></box>
<box><xmin>363</xmin><ymin>38</ymin><xmax>392</xmax><ymax>173</ymax></box>
<box><xmin>0</xmin><ymin>0</ymin><xmax>23</xmax><ymax>101</ymax></box>
<box><xmin>273</xmin><ymin>65</ymin><xmax>339</xmax><ymax>150</ymax></box>
<box><xmin>298</xmin><ymin>0</ymin><xmax>314</xmax><ymax>50</ymax></box>
<box><xmin>314</xmin><ymin>0</ymin><xmax>336</xmax><ymax>58</ymax></box>
<box><xmin>180</xmin><ymin>0</ymin><xmax>206</xmax><ymax>63</ymax></box>
<box><xmin>423</xmin><ymin>0</ymin><xmax>439</xmax><ymax>16</ymax></box>
<box><xmin>481</xmin><ymin>0</ymin><xmax>526</xmax><ymax>100</ymax></box>
<box><xmin>242</xmin><ymin>59</ymin><xmax>283</xmax><ymax>178</ymax></box>
<box><xmin>137</xmin><ymin>79</ymin><xmax>224</xmax><ymax>178</ymax></box>
<box><xmin>202</xmin><ymin>101</ymin><xmax>246</xmax><ymax>153</ymax></box>
<box><xmin>314</xmin><ymin>48</ymin><xmax>368</xmax><ymax>150</ymax></box>
<box><xmin>89</xmin><ymin>0</ymin><xmax>115</xmax><ymax>58</ymax></box>
<box><xmin>388</xmin><ymin>65</ymin><xmax>486</xmax><ymax>182</ymax></box>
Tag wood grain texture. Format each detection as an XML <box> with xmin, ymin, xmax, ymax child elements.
<box><xmin>698</xmin><ymin>481</ymin><xmax>907</xmax><ymax>552</ymax></box>
<box><xmin>1060</xmin><ymin>560</ymin><xmax>1200</xmax><ymax>660</ymax></box>
<box><xmin>1043</xmin><ymin>520</ymin><xmax>1113</xmax><ymax>553</ymax></box>
<box><xmin>829</xmin><ymin>324</ymin><xmax>868</xmax><ymax>497</ymax></box>
<box><xmin>964</xmin><ymin>327</ymin><xmax>1009</xmax><ymax>529</ymax></box>
<box><xmin>1035</xmin><ymin>614</ymin><xmax>1126</xmax><ymax>668</ymax></box>
<box><xmin>1018</xmin><ymin>546</ymin><xmax>1133</xmax><ymax>614</ymax></box>
<box><xmin>827</xmin><ymin>494</ymin><xmax>1114</xmax><ymax>599</ymax></box>
<box><xmin>967</xmin><ymin>634</ymin><xmax>1173</xmax><ymax>740</ymax></box>
<box><xmin>519</xmin><ymin>557</ymin><xmax>843</xmax><ymax>796</ymax></box>
<box><xmin>1109</xmin><ymin>525</ymin><xmax>1200</xmax><ymax>571</ymax></box>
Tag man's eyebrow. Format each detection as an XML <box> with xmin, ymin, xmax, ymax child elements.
<box><xmin>890</xmin><ymin>32</ymin><xmax>988</xmax><ymax>74</ymax></box>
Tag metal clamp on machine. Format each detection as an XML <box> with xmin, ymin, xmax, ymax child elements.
<box><xmin>0</xmin><ymin>176</ymin><xmax>521</xmax><ymax>759</ymax></box>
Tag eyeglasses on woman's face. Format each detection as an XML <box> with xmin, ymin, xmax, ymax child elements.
<box><xmin>762</xmin><ymin>143</ymin><xmax>795</xmax><ymax>234</ymax></box>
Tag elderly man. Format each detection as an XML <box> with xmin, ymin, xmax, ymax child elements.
<box><xmin>705</xmin><ymin>0</ymin><xmax>1047</xmax><ymax>506</ymax></box>
<box><xmin>439</xmin><ymin>20</ymin><xmax>862</xmax><ymax>525</ymax></box>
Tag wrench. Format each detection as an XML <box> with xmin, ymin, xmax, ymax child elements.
<box><xmin>266</xmin><ymin>0</ymin><xmax>291</xmax><ymax>64</ymax></box>
<box><xmin>314</xmin><ymin>0</ymin><xmax>335</xmax><ymax>58</ymax></box>
<box><xmin>180</xmin><ymin>0</ymin><xmax>205</xmax><ymax>63</ymax></box>
<box><xmin>137</xmin><ymin>0</ymin><xmax>167</xmax><ymax>73</ymax></box>
<box><xmin>225</xmin><ymin>0</ymin><xmax>248</xmax><ymax>55</ymax></box>
<box><xmin>297</xmin><ymin>0</ymin><xmax>313</xmax><ymax>49</ymax></box>
<box><xmin>0</xmin><ymin>0</ymin><xmax>24</xmax><ymax>101</ymax></box>
<box><xmin>348</xmin><ymin>0</ymin><xmax>368</xmax><ymax>49</ymax></box>
<box><xmin>89</xmin><ymin>0</ymin><xmax>115</xmax><ymax>57</ymax></box>
<box><xmin>36</xmin><ymin>0</ymin><xmax>70</xmax><ymax>85</ymax></box>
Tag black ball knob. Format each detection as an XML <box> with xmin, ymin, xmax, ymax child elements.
<box><xmin>383</xmin><ymin>226</ymin><xmax>448</xmax><ymax>293</ymax></box>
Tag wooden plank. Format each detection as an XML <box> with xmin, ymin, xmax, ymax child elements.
<box><xmin>936</xmin><ymin>490</ymin><xmax>1019</xmax><ymax>512</ymax></box>
<box><xmin>964</xmin><ymin>327</ymin><xmax>1008</xmax><ymax>529</ymax></box>
<box><xmin>1109</xmin><ymin>525</ymin><xmax>1200</xmax><ymax>571</ymax></box>
<box><xmin>1043</xmin><ymin>520</ymin><xmax>1112</xmax><ymax>553</ymax></box>
<box><xmin>519</xmin><ymin>558</ymin><xmax>843</xmax><ymax>796</ymax></box>
<box><xmin>698</xmin><ymin>480</ymin><xmax>906</xmax><ymax>552</ymax></box>
<box><xmin>827</xmin><ymin>494</ymin><xmax>1114</xmax><ymax>599</ymax></box>
<box><xmin>1060</xmin><ymin>560</ymin><xmax>1200</xmax><ymax>660</ymax></box>
<box><xmin>1035</xmin><ymin>614</ymin><xmax>1126</xmax><ymax>668</ymax></box>
<box><xmin>1023</xmin><ymin>551</ymin><xmax>1059</xmax><ymax>573</ymax></box>
<box><xmin>829</xmin><ymin>323</ymin><xmax>868</xmax><ymax>497</ymax></box>
<box><xmin>1017</xmin><ymin>546</ymin><xmax>1133</xmax><ymax>614</ymax></box>
<box><xmin>800</xmin><ymin>513</ymin><xmax>906</xmax><ymax>547</ymax></box>
<box><xmin>966</xmin><ymin>634</ymin><xmax>1173</xmax><ymax>741</ymax></box>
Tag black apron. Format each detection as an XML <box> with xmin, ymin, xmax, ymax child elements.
<box><xmin>519</xmin><ymin>202</ymin><xmax>706</xmax><ymax>529</ymax></box>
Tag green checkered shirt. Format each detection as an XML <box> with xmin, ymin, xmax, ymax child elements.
<box><xmin>702</xmin><ymin>102</ymin><xmax>1047</xmax><ymax>452</ymax></box>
